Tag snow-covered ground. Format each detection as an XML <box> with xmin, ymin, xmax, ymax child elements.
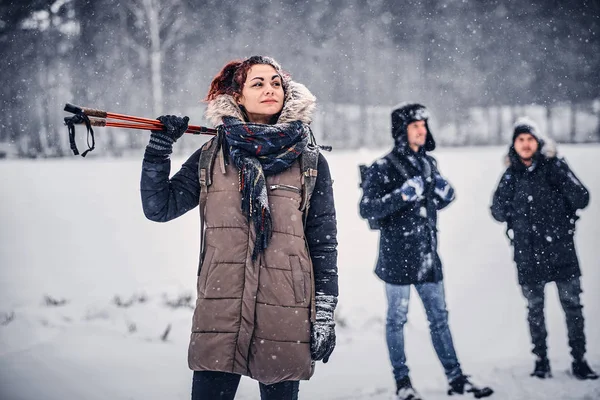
<box><xmin>1</xmin><ymin>145</ymin><xmax>599</xmax><ymax>400</ymax></box>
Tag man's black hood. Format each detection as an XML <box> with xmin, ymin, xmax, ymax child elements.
<box><xmin>391</xmin><ymin>102</ymin><xmax>436</xmax><ymax>152</ymax></box>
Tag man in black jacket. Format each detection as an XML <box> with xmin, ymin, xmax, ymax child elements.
<box><xmin>491</xmin><ymin>117</ymin><xmax>597</xmax><ymax>381</ymax></box>
<box><xmin>360</xmin><ymin>103</ymin><xmax>493</xmax><ymax>400</ymax></box>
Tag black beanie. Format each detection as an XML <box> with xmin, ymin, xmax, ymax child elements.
<box><xmin>391</xmin><ymin>102</ymin><xmax>436</xmax><ymax>151</ymax></box>
<box><xmin>512</xmin><ymin>117</ymin><xmax>539</xmax><ymax>143</ymax></box>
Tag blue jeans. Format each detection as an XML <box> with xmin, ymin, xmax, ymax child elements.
<box><xmin>385</xmin><ymin>281</ymin><xmax>462</xmax><ymax>382</ymax></box>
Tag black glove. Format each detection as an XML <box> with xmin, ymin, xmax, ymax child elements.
<box><xmin>145</xmin><ymin>115</ymin><xmax>189</xmax><ymax>160</ymax></box>
<box><xmin>311</xmin><ymin>294</ymin><xmax>337</xmax><ymax>363</ymax></box>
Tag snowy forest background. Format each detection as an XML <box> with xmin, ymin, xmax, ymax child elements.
<box><xmin>0</xmin><ymin>0</ymin><xmax>599</xmax><ymax>157</ymax></box>
<box><xmin>1</xmin><ymin>2</ymin><xmax>600</xmax><ymax>399</ymax></box>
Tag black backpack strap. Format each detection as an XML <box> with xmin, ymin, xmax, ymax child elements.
<box><xmin>388</xmin><ymin>151</ymin><xmax>434</xmax><ymax>183</ymax></box>
<box><xmin>198</xmin><ymin>133</ymin><xmax>222</xmax><ymax>262</ymax></box>
<box><xmin>299</xmin><ymin>144</ymin><xmax>320</xmax><ymax>214</ymax></box>
<box><xmin>358</xmin><ymin>164</ymin><xmax>369</xmax><ymax>189</ymax></box>
<box><xmin>384</xmin><ymin>152</ymin><xmax>410</xmax><ymax>180</ymax></box>
<box><xmin>298</xmin><ymin>143</ymin><xmax>320</xmax><ymax>323</ymax></box>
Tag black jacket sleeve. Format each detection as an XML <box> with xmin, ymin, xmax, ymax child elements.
<box><xmin>359</xmin><ymin>159</ymin><xmax>412</xmax><ymax>221</ymax></box>
<box><xmin>140</xmin><ymin>149</ymin><xmax>202</xmax><ymax>222</ymax></box>
<box><xmin>490</xmin><ymin>168</ymin><xmax>515</xmax><ymax>223</ymax></box>
<box><xmin>547</xmin><ymin>157</ymin><xmax>590</xmax><ymax>211</ymax></box>
<box><xmin>305</xmin><ymin>153</ymin><xmax>338</xmax><ymax>297</ymax></box>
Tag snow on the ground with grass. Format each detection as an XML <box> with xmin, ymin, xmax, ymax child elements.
<box><xmin>1</xmin><ymin>145</ymin><xmax>599</xmax><ymax>399</ymax></box>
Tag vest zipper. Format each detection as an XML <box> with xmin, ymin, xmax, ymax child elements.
<box><xmin>269</xmin><ymin>184</ymin><xmax>301</xmax><ymax>194</ymax></box>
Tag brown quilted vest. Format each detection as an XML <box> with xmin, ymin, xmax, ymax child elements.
<box><xmin>188</xmin><ymin>141</ymin><xmax>315</xmax><ymax>384</ymax></box>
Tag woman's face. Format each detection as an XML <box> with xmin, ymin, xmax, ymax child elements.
<box><xmin>237</xmin><ymin>64</ymin><xmax>284</xmax><ymax>124</ymax></box>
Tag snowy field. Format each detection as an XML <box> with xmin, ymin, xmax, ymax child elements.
<box><xmin>1</xmin><ymin>144</ymin><xmax>599</xmax><ymax>400</ymax></box>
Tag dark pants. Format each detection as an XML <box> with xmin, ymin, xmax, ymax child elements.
<box><xmin>521</xmin><ymin>277</ymin><xmax>586</xmax><ymax>361</ymax></box>
<box><xmin>191</xmin><ymin>371</ymin><xmax>299</xmax><ymax>400</ymax></box>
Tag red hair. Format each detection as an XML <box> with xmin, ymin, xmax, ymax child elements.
<box><xmin>204</xmin><ymin>56</ymin><xmax>288</xmax><ymax>102</ymax></box>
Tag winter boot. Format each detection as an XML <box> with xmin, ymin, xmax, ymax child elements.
<box><xmin>572</xmin><ymin>359</ymin><xmax>598</xmax><ymax>380</ymax></box>
<box><xmin>531</xmin><ymin>356</ymin><xmax>552</xmax><ymax>379</ymax></box>
<box><xmin>447</xmin><ymin>375</ymin><xmax>493</xmax><ymax>398</ymax></box>
<box><xmin>395</xmin><ymin>376</ymin><xmax>423</xmax><ymax>400</ymax></box>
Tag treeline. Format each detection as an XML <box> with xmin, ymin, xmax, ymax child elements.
<box><xmin>0</xmin><ymin>0</ymin><xmax>598</xmax><ymax>157</ymax></box>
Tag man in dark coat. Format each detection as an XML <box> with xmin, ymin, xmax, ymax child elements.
<box><xmin>491</xmin><ymin>117</ymin><xmax>597</xmax><ymax>381</ymax></box>
<box><xmin>360</xmin><ymin>103</ymin><xmax>493</xmax><ymax>400</ymax></box>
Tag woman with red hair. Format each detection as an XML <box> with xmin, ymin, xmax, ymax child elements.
<box><xmin>140</xmin><ymin>56</ymin><xmax>338</xmax><ymax>399</ymax></box>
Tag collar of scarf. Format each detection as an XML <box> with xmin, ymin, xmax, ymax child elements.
<box><xmin>222</xmin><ymin>116</ymin><xmax>309</xmax><ymax>260</ymax></box>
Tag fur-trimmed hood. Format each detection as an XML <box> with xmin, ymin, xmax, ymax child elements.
<box><xmin>505</xmin><ymin>117</ymin><xmax>557</xmax><ymax>168</ymax></box>
<box><xmin>204</xmin><ymin>80</ymin><xmax>316</xmax><ymax>127</ymax></box>
<box><xmin>506</xmin><ymin>138</ymin><xmax>557</xmax><ymax>167</ymax></box>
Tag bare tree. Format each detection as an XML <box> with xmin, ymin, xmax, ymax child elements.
<box><xmin>121</xmin><ymin>0</ymin><xmax>191</xmax><ymax>116</ymax></box>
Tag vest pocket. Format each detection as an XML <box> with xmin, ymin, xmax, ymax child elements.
<box><xmin>289</xmin><ymin>255</ymin><xmax>306</xmax><ymax>303</ymax></box>
<box><xmin>269</xmin><ymin>184</ymin><xmax>301</xmax><ymax>194</ymax></box>
<box><xmin>198</xmin><ymin>246</ymin><xmax>216</xmax><ymax>297</ymax></box>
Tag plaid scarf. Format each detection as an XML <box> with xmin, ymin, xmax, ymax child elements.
<box><xmin>222</xmin><ymin>116</ymin><xmax>309</xmax><ymax>260</ymax></box>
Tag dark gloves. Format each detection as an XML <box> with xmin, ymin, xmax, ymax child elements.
<box><xmin>397</xmin><ymin>176</ymin><xmax>425</xmax><ymax>202</ymax></box>
<box><xmin>433</xmin><ymin>174</ymin><xmax>455</xmax><ymax>202</ymax></box>
<box><xmin>311</xmin><ymin>294</ymin><xmax>337</xmax><ymax>363</ymax></box>
<box><xmin>145</xmin><ymin>115</ymin><xmax>189</xmax><ymax>160</ymax></box>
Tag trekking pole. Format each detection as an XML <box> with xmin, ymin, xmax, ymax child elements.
<box><xmin>63</xmin><ymin>103</ymin><xmax>217</xmax><ymax>157</ymax></box>
<box><xmin>77</xmin><ymin>116</ymin><xmax>211</xmax><ymax>134</ymax></box>
<box><xmin>64</xmin><ymin>103</ymin><xmax>216</xmax><ymax>134</ymax></box>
